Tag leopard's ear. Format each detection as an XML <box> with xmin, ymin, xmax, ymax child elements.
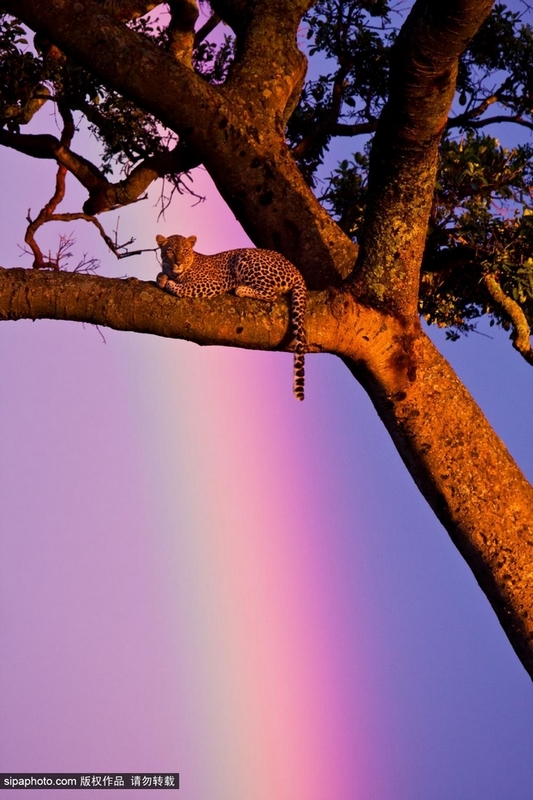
<box><xmin>187</xmin><ymin>235</ymin><xmax>197</xmax><ymax>247</ymax></box>
<box><xmin>156</xmin><ymin>234</ymin><xmax>167</xmax><ymax>246</ymax></box>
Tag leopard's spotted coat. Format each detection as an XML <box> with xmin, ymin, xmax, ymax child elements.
<box><xmin>156</xmin><ymin>234</ymin><xmax>307</xmax><ymax>400</ymax></box>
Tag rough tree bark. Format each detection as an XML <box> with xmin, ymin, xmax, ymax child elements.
<box><xmin>2</xmin><ymin>0</ymin><xmax>533</xmax><ymax>678</ymax></box>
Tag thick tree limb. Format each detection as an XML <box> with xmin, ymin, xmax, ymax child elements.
<box><xmin>210</xmin><ymin>0</ymin><xmax>314</xmax><ymax>125</ymax></box>
<box><xmin>166</xmin><ymin>0</ymin><xmax>199</xmax><ymax>66</ymax></box>
<box><xmin>2</xmin><ymin>262</ymin><xmax>533</xmax><ymax>677</ymax></box>
<box><xmin>340</xmin><ymin>327</ymin><xmax>533</xmax><ymax>679</ymax></box>
<box><xmin>353</xmin><ymin>0</ymin><xmax>495</xmax><ymax>318</ymax></box>
<box><xmin>0</xmin><ymin>266</ymin><xmax>340</xmax><ymax>351</ymax></box>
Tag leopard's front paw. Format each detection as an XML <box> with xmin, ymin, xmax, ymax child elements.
<box><xmin>156</xmin><ymin>271</ymin><xmax>169</xmax><ymax>288</ymax></box>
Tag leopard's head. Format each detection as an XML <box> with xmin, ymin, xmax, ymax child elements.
<box><xmin>156</xmin><ymin>234</ymin><xmax>197</xmax><ymax>278</ymax></box>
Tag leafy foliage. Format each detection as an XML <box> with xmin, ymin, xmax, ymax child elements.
<box><xmin>0</xmin><ymin>9</ymin><xmax>174</xmax><ymax>170</ymax></box>
<box><xmin>421</xmin><ymin>133</ymin><xmax>533</xmax><ymax>335</ymax></box>
<box><xmin>0</xmin><ymin>14</ymin><xmax>47</xmax><ymax>128</ymax></box>
<box><xmin>456</xmin><ymin>3</ymin><xmax>533</xmax><ymax>117</ymax></box>
<box><xmin>320</xmin><ymin>150</ymin><xmax>369</xmax><ymax>240</ymax></box>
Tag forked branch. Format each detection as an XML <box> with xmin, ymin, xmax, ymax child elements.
<box><xmin>353</xmin><ymin>0</ymin><xmax>496</xmax><ymax>317</ymax></box>
<box><xmin>22</xmin><ymin>103</ymin><xmax>149</xmax><ymax>267</ymax></box>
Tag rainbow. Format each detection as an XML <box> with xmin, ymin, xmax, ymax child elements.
<box><xmin>126</xmin><ymin>173</ymin><xmax>378</xmax><ymax>796</ymax></box>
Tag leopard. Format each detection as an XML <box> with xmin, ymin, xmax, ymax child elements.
<box><xmin>156</xmin><ymin>234</ymin><xmax>307</xmax><ymax>400</ymax></box>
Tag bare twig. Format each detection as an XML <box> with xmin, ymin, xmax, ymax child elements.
<box><xmin>448</xmin><ymin>92</ymin><xmax>499</xmax><ymax>128</ymax></box>
<box><xmin>449</xmin><ymin>113</ymin><xmax>533</xmax><ymax>133</ymax></box>
<box><xmin>23</xmin><ymin>107</ymin><xmax>75</xmax><ymax>268</ymax></box>
<box><xmin>22</xmin><ymin>105</ymin><xmax>154</xmax><ymax>267</ymax></box>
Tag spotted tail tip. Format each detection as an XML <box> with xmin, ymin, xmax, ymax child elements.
<box><xmin>293</xmin><ymin>356</ymin><xmax>305</xmax><ymax>401</ymax></box>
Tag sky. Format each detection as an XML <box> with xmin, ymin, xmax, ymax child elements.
<box><xmin>2</xmin><ymin>8</ymin><xmax>533</xmax><ymax>800</ymax></box>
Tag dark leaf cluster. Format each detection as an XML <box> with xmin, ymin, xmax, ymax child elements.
<box><xmin>193</xmin><ymin>34</ymin><xmax>234</xmax><ymax>84</ymax></box>
<box><xmin>0</xmin><ymin>6</ymin><xmax>236</xmax><ymax>173</ymax></box>
<box><xmin>0</xmin><ymin>13</ymin><xmax>48</xmax><ymax>129</ymax></box>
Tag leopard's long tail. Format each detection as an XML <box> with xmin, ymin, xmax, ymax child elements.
<box><xmin>291</xmin><ymin>274</ymin><xmax>307</xmax><ymax>401</ymax></box>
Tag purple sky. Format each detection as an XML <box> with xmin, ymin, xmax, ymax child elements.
<box><xmin>2</xmin><ymin>11</ymin><xmax>533</xmax><ymax>797</ymax></box>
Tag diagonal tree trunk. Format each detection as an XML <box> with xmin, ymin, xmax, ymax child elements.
<box><xmin>4</xmin><ymin>0</ymin><xmax>533</xmax><ymax>679</ymax></box>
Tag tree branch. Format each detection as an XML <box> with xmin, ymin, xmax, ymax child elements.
<box><xmin>82</xmin><ymin>145</ymin><xmax>201</xmax><ymax>214</ymax></box>
<box><xmin>0</xmin><ymin>263</ymin><xmax>388</xmax><ymax>365</ymax></box>
<box><xmin>484</xmin><ymin>272</ymin><xmax>533</xmax><ymax>365</ymax></box>
<box><xmin>450</xmin><ymin>113</ymin><xmax>533</xmax><ymax>132</ymax></box>
<box><xmin>0</xmin><ymin>129</ymin><xmax>108</xmax><ymax>194</ymax></box>
<box><xmin>0</xmin><ymin>266</ymin><xmax>340</xmax><ymax>352</ymax></box>
<box><xmin>340</xmin><ymin>326</ymin><xmax>533</xmax><ymax>680</ymax></box>
<box><xmin>447</xmin><ymin>82</ymin><xmax>533</xmax><ymax>131</ymax></box>
<box><xmin>193</xmin><ymin>12</ymin><xmax>221</xmax><ymax>47</ymax></box>
<box><xmin>447</xmin><ymin>91</ymin><xmax>499</xmax><ymax>128</ymax></box>
<box><xmin>166</xmin><ymin>0</ymin><xmax>199</xmax><ymax>67</ymax></box>
<box><xmin>330</xmin><ymin>120</ymin><xmax>378</xmax><ymax>137</ymax></box>
<box><xmin>0</xmin><ymin>127</ymin><xmax>200</xmax><ymax>214</ymax></box>
<box><xmin>352</xmin><ymin>0</ymin><xmax>496</xmax><ymax>319</ymax></box>
<box><xmin>291</xmin><ymin>64</ymin><xmax>351</xmax><ymax>163</ymax></box>
<box><xmin>210</xmin><ymin>0</ymin><xmax>313</xmax><ymax>124</ymax></box>
<box><xmin>24</xmin><ymin>104</ymin><xmax>76</xmax><ymax>269</ymax></box>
